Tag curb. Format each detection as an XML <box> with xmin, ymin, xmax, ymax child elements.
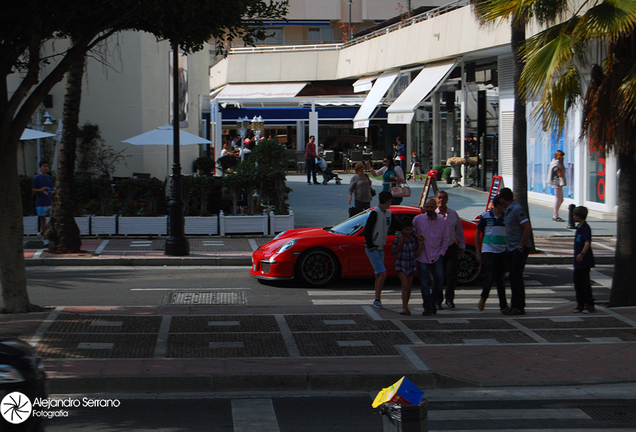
<box><xmin>47</xmin><ymin>371</ymin><xmax>473</xmax><ymax>394</ymax></box>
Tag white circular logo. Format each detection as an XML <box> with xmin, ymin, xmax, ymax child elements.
<box><xmin>1</xmin><ymin>392</ymin><xmax>32</xmax><ymax>424</ymax></box>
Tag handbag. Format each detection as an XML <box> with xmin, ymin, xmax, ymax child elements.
<box><xmin>390</xmin><ymin>182</ymin><xmax>411</xmax><ymax>198</ymax></box>
<box><xmin>365</xmin><ymin>175</ymin><xmax>376</xmax><ymax>196</ymax></box>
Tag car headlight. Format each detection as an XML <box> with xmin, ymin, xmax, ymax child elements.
<box><xmin>0</xmin><ymin>364</ymin><xmax>25</xmax><ymax>383</ymax></box>
<box><xmin>275</xmin><ymin>239</ymin><xmax>296</xmax><ymax>253</ymax></box>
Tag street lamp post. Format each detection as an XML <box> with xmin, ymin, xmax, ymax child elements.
<box><xmin>237</xmin><ymin>116</ymin><xmax>251</xmax><ymax>161</ymax></box>
<box><xmin>252</xmin><ymin>116</ymin><xmax>264</xmax><ymax>144</ymax></box>
<box><xmin>165</xmin><ymin>45</ymin><xmax>189</xmax><ymax>256</ymax></box>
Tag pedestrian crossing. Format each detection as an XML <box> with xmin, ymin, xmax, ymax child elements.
<box><xmin>307</xmin><ymin>272</ymin><xmax>613</xmax><ymax>313</ymax></box>
<box><xmin>228</xmin><ymin>397</ymin><xmax>635</xmax><ymax>431</ymax></box>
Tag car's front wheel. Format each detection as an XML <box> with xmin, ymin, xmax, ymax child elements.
<box><xmin>297</xmin><ymin>248</ymin><xmax>340</xmax><ymax>286</ymax></box>
<box><xmin>457</xmin><ymin>246</ymin><xmax>482</xmax><ymax>285</ymax></box>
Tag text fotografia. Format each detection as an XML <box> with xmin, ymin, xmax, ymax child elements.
<box><xmin>33</xmin><ymin>397</ymin><xmax>121</xmax><ymax>409</ymax></box>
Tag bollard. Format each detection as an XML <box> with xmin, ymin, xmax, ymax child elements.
<box><xmin>381</xmin><ymin>400</ymin><xmax>428</xmax><ymax>432</ymax></box>
<box><xmin>567</xmin><ymin>203</ymin><xmax>576</xmax><ymax>229</ymax></box>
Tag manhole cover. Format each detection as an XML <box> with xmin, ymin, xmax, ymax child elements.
<box><xmin>164</xmin><ymin>291</ymin><xmax>246</xmax><ymax>305</ymax></box>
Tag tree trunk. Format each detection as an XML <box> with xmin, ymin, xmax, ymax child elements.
<box><xmin>0</xmin><ymin>131</ymin><xmax>34</xmax><ymax>313</ymax></box>
<box><xmin>510</xmin><ymin>17</ymin><xmax>535</xmax><ymax>246</ymax></box>
<box><xmin>47</xmin><ymin>54</ymin><xmax>85</xmax><ymax>252</ymax></box>
<box><xmin>609</xmin><ymin>152</ymin><xmax>636</xmax><ymax>306</ymax></box>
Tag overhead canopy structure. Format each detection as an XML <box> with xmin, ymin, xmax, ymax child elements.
<box><xmin>122</xmin><ymin>124</ymin><xmax>211</xmax><ymax>146</ymax></box>
<box><xmin>387</xmin><ymin>59</ymin><xmax>459</xmax><ymax>124</ymax></box>
<box><xmin>352</xmin><ymin>70</ymin><xmax>400</xmax><ymax>129</ymax></box>
<box><xmin>212</xmin><ymin>83</ymin><xmax>308</xmax><ymax>101</ymax></box>
<box><xmin>352</xmin><ymin>74</ymin><xmax>378</xmax><ymax>93</ymax></box>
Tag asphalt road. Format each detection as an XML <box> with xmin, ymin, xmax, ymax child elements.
<box><xmin>40</xmin><ymin>390</ymin><xmax>636</xmax><ymax>431</ymax></box>
<box><xmin>22</xmin><ymin>264</ymin><xmax>613</xmax><ymax>309</ymax></box>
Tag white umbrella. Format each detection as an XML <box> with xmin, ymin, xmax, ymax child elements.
<box><xmin>20</xmin><ymin>128</ymin><xmax>55</xmax><ymax>140</ymax></box>
<box><xmin>122</xmin><ymin>124</ymin><xmax>211</xmax><ymax>146</ymax></box>
<box><xmin>122</xmin><ymin>124</ymin><xmax>212</xmax><ymax>178</ymax></box>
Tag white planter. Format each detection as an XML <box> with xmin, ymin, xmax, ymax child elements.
<box><xmin>23</xmin><ymin>216</ymin><xmax>39</xmax><ymax>235</ymax></box>
<box><xmin>90</xmin><ymin>216</ymin><xmax>117</xmax><ymax>235</ymax></box>
<box><xmin>75</xmin><ymin>217</ymin><xmax>90</xmax><ymax>236</ymax></box>
<box><xmin>184</xmin><ymin>216</ymin><xmax>219</xmax><ymax>235</ymax></box>
<box><xmin>269</xmin><ymin>210</ymin><xmax>294</xmax><ymax>235</ymax></box>
<box><xmin>219</xmin><ymin>211</ymin><xmax>268</xmax><ymax>236</ymax></box>
<box><xmin>118</xmin><ymin>216</ymin><xmax>168</xmax><ymax>236</ymax></box>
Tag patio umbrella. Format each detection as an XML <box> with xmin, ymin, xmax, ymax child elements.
<box><xmin>122</xmin><ymin>124</ymin><xmax>212</xmax><ymax>177</ymax></box>
<box><xmin>20</xmin><ymin>128</ymin><xmax>55</xmax><ymax>140</ymax></box>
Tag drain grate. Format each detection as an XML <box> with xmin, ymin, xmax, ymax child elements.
<box><xmin>164</xmin><ymin>291</ymin><xmax>246</xmax><ymax>305</ymax></box>
<box><xmin>580</xmin><ymin>406</ymin><xmax>636</xmax><ymax>422</ymax></box>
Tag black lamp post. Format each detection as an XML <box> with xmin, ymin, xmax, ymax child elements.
<box><xmin>165</xmin><ymin>44</ymin><xmax>189</xmax><ymax>256</ymax></box>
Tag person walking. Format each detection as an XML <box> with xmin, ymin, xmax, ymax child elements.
<box><xmin>435</xmin><ymin>190</ymin><xmax>465</xmax><ymax>309</ymax></box>
<box><xmin>475</xmin><ymin>195</ymin><xmax>510</xmax><ymax>314</ymax></box>
<box><xmin>394</xmin><ymin>136</ymin><xmax>406</xmax><ymax>174</ymax></box>
<box><xmin>32</xmin><ymin>161</ymin><xmax>54</xmax><ymax>246</ymax></box>
<box><xmin>390</xmin><ymin>220</ymin><xmax>424</xmax><ymax>316</ymax></box>
<box><xmin>364</xmin><ymin>191</ymin><xmax>394</xmax><ymax>309</ymax></box>
<box><xmin>413</xmin><ymin>198</ymin><xmax>449</xmax><ymax>315</ymax></box>
<box><xmin>365</xmin><ymin>157</ymin><xmax>405</xmax><ymax>205</ymax></box>
<box><xmin>498</xmin><ymin>187</ymin><xmax>533</xmax><ymax>316</ymax></box>
<box><xmin>572</xmin><ymin>206</ymin><xmax>596</xmax><ymax>313</ymax></box>
<box><xmin>546</xmin><ymin>150</ymin><xmax>567</xmax><ymax>222</ymax></box>
<box><xmin>348</xmin><ymin>163</ymin><xmax>374</xmax><ymax>215</ymax></box>
<box><xmin>305</xmin><ymin>135</ymin><xmax>319</xmax><ymax>185</ymax></box>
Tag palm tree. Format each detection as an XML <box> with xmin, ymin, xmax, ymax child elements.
<box><xmin>470</xmin><ymin>0</ymin><xmax>568</xmax><ymax>234</ymax></box>
<box><xmin>519</xmin><ymin>0</ymin><xmax>636</xmax><ymax>306</ymax></box>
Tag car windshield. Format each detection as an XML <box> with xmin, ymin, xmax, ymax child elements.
<box><xmin>328</xmin><ymin>210</ymin><xmax>371</xmax><ymax>236</ymax></box>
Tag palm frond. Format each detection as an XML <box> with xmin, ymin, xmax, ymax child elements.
<box><xmin>617</xmin><ymin>62</ymin><xmax>636</xmax><ymax>123</ymax></box>
<box><xmin>575</xmin><ymin>0</ymin><xmax>636</xmax><ymax>40</ymax></box>
<box><xmin>531</xmin><ymin>67</ymin><xmax>582</xmax><ymax>136</ymax></box>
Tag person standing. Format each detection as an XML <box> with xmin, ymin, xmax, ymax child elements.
<box><xmin>348</xmin><ymin>163</ymin><xmax>373</xmax><ymax>214</ymax></box>
<box><xmin>413</xmin><ymin>198</ymin><xmax>449</xmax><ymax>315</ymax></box>
<box><xmin>408</xmin><ymin>151</ymin><xmax>421</xmax><ymax>181</ymax></box>
<box><xmin>365</xmin><ymin>157</ymin><xmax>405</xmax><ymax>205</ymax></box>
<box><xmin>572</xmin><ymin>206</ymin><xmax>596</xmax><ymax>313</ymax></box>
<box><xmin>435</xmin><ymin>191</ymin><xmax>465</xmax><ymax>309</ymax></box>
<box><xmin>365</xmin><ymin>191</ymin><xmax>394</xmax><ymax>309</ymax></box>
<box><xmin>32</xmin><ymin>161</ymin><xmax>54</xmax><ymax>246</ymax></box>
<box><xmin>546</xmin><ymin>150</ymin><xmax>567</xmax><ymax>222</ymax></box>
<box><xmin>498</xmin><ymin>187</ymin><xmax>533</xmax><ymax>316</ymax></box>
<box><xmin>475</xmin><ymin>195</ymin><xmax>509</xmax><ymax>314</ymax></box>
<box><xmin>394</xmin><ymin>136</ymin><xmax>406</xmax><ymax>174</ymax></box>
<box><xmin>305</xmin><ymin>135</ymin><xmax>319</xmax><ymax>185</ymax></box>
<box><xmin>390</xmin><ymin>220</ymin><xmax>423</xmax><ymax>316</ymax></box>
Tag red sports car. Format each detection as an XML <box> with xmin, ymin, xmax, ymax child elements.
<box><xmin>250</xmin><ymin>205</ymin><xmax>481</xmax><ymax>287</ymax></box>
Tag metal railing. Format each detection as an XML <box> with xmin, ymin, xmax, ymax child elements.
<box><xmin>343</xmin><ymin>0</ymin><xmax>470</xmax><ymax>48</ymax></box>
<box><xmin>225</xmin><ymin>0</ymin><xmax>470</xmax><ymax>55</ymax></box>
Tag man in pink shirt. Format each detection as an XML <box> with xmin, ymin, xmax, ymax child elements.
<box><xmin>413</xmin><ymin>198</ymin><xmax>449</xmax><ymax>315</ymax></box>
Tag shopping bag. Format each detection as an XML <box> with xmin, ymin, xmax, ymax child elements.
<box><xmin>390</xmin><ymin>183</ymin><xmax>411</xmax><ymax>197</ymax></box>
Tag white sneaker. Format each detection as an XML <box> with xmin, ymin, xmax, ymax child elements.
<box><xmin>43</xmin><ymin>239</ymin><xmax>49</xmax><ymax>246</ymax></box>
<box><xmin>37</xmin><ymin>231</ymin><xmax>44</xmax><ymax>241</ymax></box>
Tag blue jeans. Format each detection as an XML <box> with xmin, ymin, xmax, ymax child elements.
<box><xmin>417</xmin><ymin>259</ymin><xmax>444</xmax><ymax>310</ymax></box>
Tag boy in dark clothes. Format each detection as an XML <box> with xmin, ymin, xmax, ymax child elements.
<box><xmin>572</xmin><ymin>206</ymin><xmax>595</xmax><ymax>313</ymax></box>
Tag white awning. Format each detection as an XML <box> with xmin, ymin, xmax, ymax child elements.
<box><xmin>352</xmin><ymin>70</ymin><xmax>400</xmax><ymax>129</ymax></box>
<box><xmin>214</xmin><ymin>83</ymin><xmax>308</xmax><ymax>100</ymax></box>
<box><xmin>353</xmin><ymin>75</ymin><xmax>378</xmax><ymax>93</ymax></box>
<box><xmin>387</xmin><ymin>59</ymin><xmax>459</xmax><ymax>124</ymax></box>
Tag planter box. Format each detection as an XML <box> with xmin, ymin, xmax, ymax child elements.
<box><xmin>75</xmin><ymin>216</ymin><xmax>90</xmax><ymax>236</ymax></box>
<box><xmin>269</xmin><ymin>210</ymin><xmax>294</xmax><ymax>235</ymax></box>
<box><xmin>90</xmin><ymin>216</ymin><xmax>117</xmax><ymax>235</ymax></box>
<box><xmin>185</xmin><ymin>216</ymin><xmax>219</xmax><ymax>235</ymax></box>
<box><xmin>118</xmin><ymin>215</ymin><xmax>168</xmax><ymax>236</ymax></box>
<box><xmin>23</xmin><ymin>216</ymin><xmax>39</xmax><ymax>235</ymax></box>
<box><xmin>219</xmin><ymin>211</ymin><xmax>268</xmax><ymax>236</ymax></box>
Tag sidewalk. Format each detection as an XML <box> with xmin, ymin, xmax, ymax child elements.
<box><xmin>1</xmin><ymin>304</ymin><xmax>635</xmax><ymax>393</ymax></box>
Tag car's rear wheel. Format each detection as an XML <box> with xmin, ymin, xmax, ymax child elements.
<box><xmin>297</xmin><ymin>248</ymin><xmax>340</xmax><ymax>286</ymax></box>
<box><xmin>457</xmin><ymin>246</ymin><xmax>482</xmax><ymax>285</ymax></box>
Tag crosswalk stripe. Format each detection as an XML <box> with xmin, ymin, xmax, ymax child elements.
<box><xmin>232</xmin><ymin>399</ymin><xmax>280</xmax><ymax>432</ymax></box>
<box><xmin>307</xmin><ymin>288</ymin><xmax>558</xmax><ymax>296</ymax></box>
<box><xmin>429</xmin><ymin>408</ymin><xmax>590</xmax><ymax>420</ymax></box>
<box><xmin>311</xmin><ymin>298</ymin><xmax>569</xmax><ymax>306</ymax></box>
